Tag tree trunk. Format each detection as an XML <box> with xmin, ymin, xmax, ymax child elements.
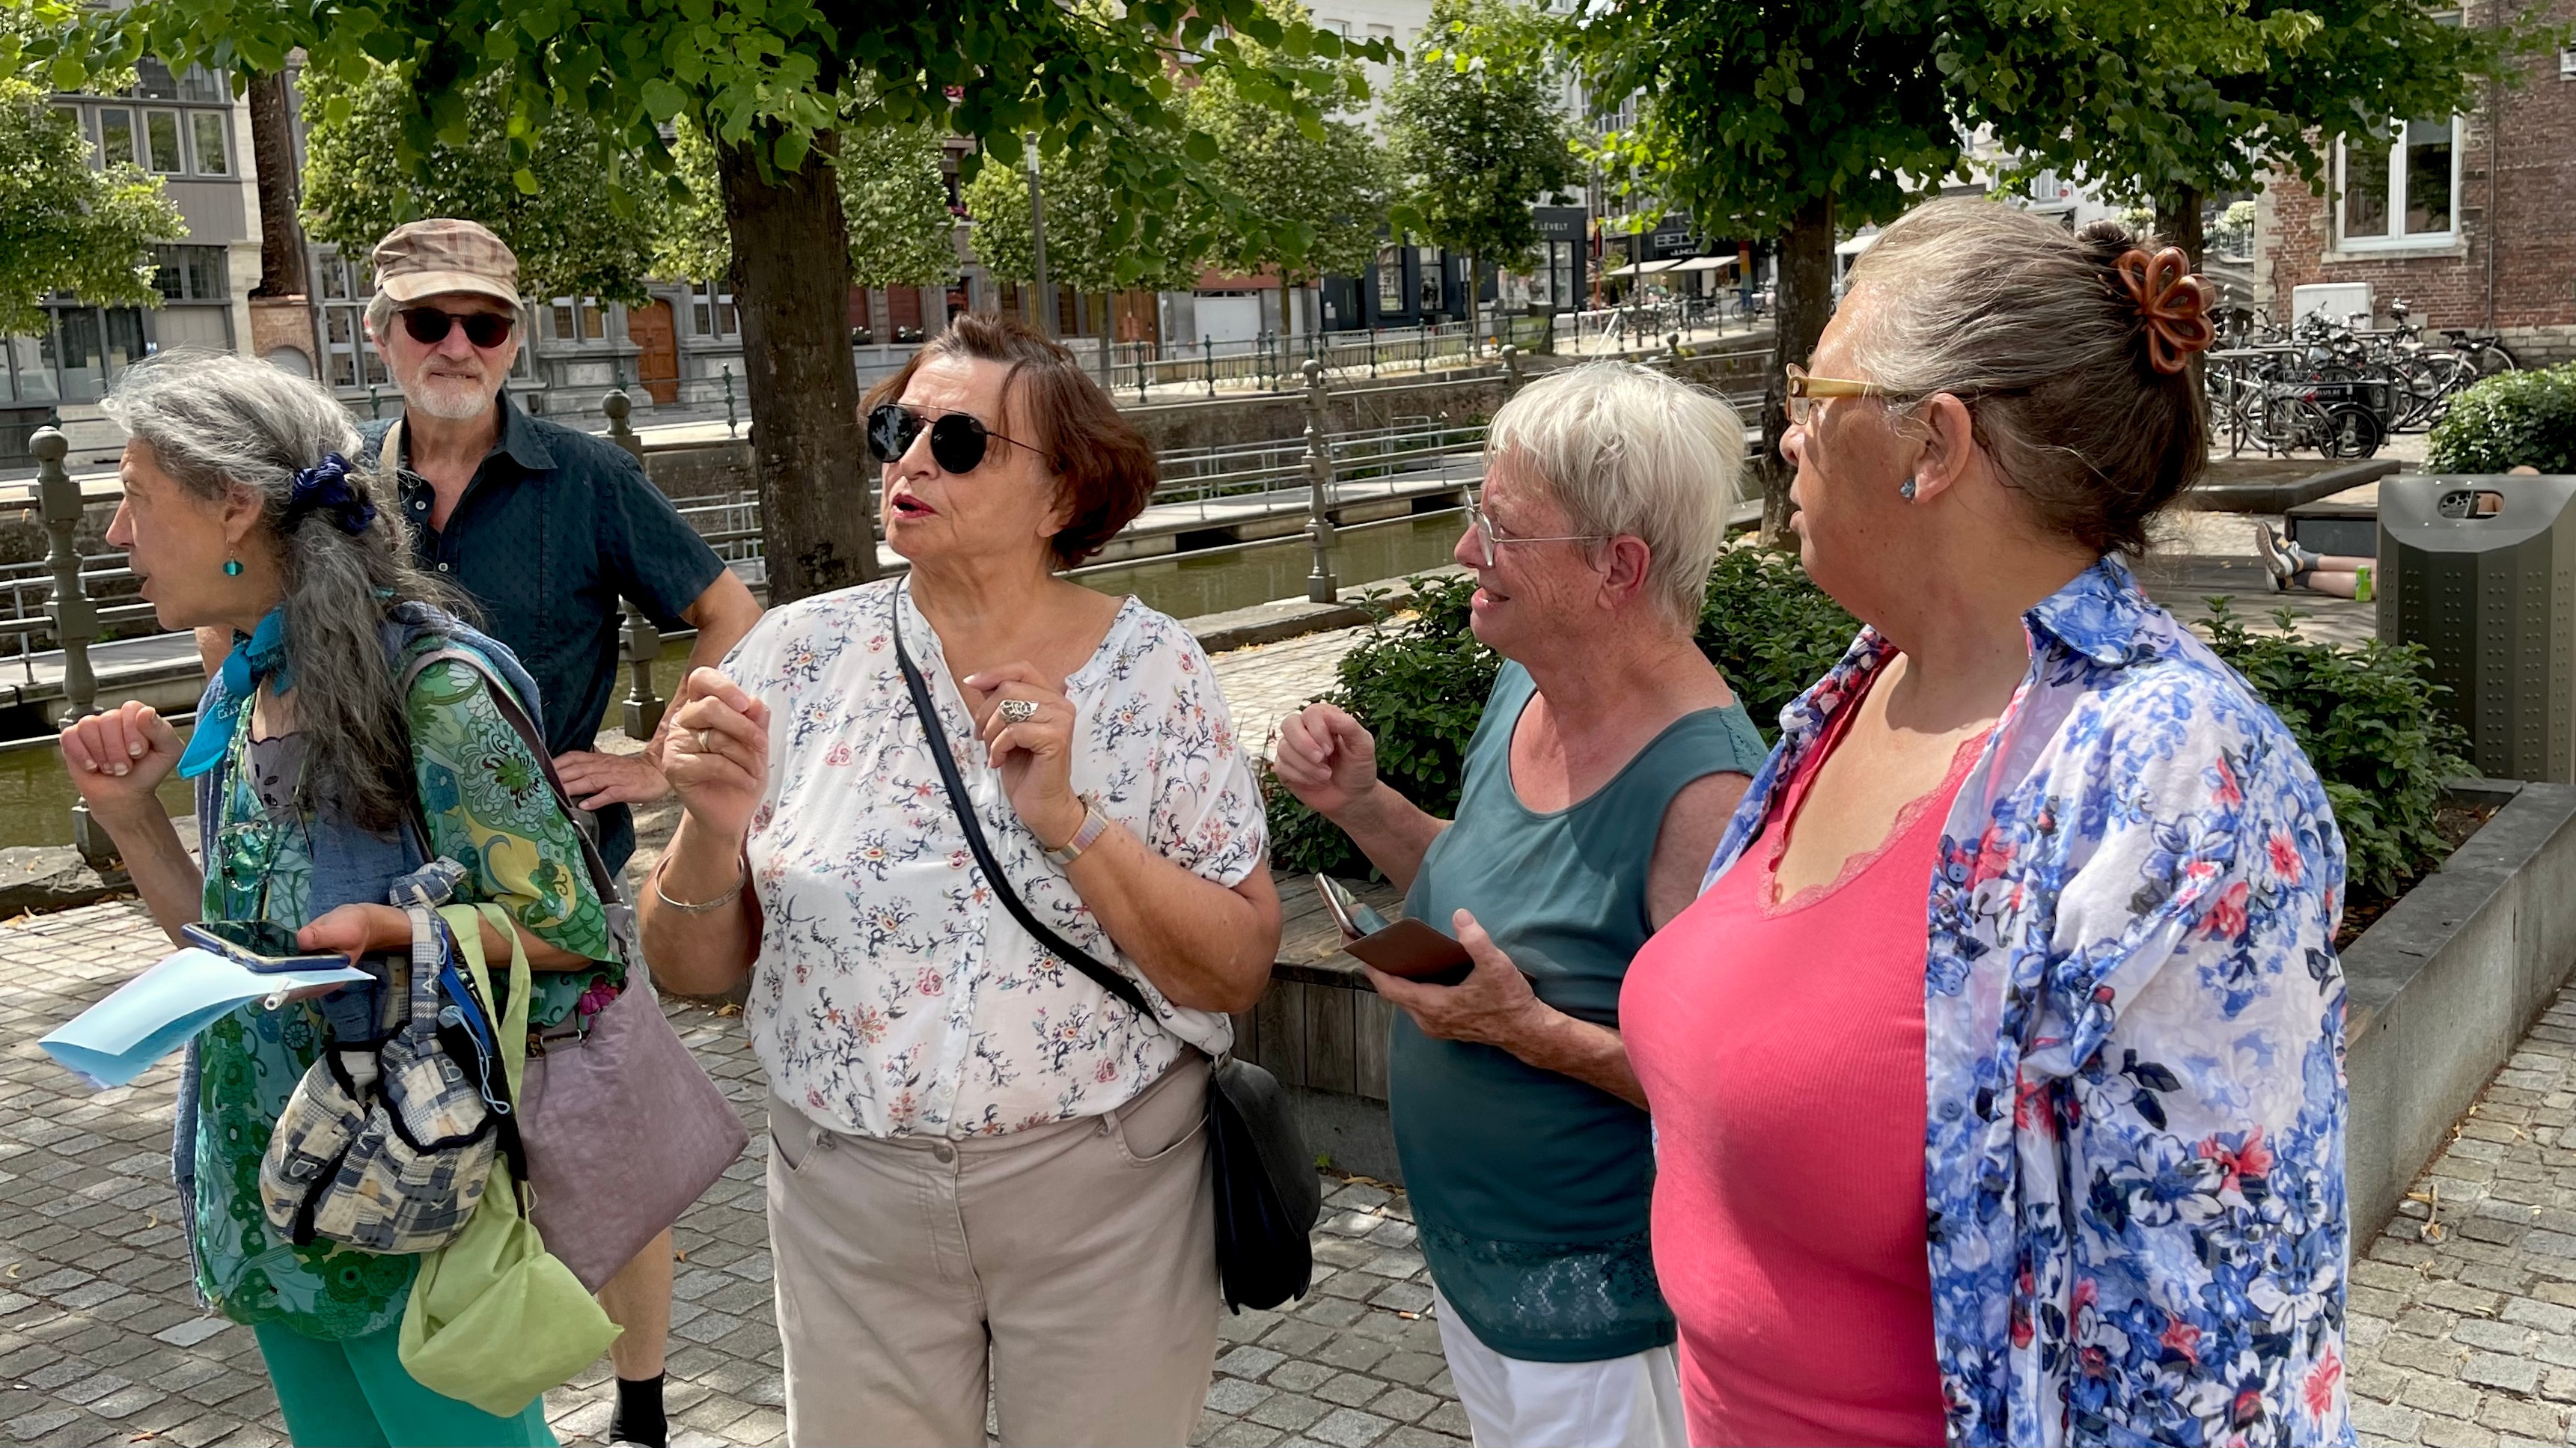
<box><xmin>2154</xmin><ymin>186</ymin><xmax>2206</xmax><ymax>270</ymax></box>
<box><xmin>719</xmin><ymin>129</ymin><xmax>876</xmax><ymax>602</ymax></box>
<box><xmin>246</xmin><ymin>72</ymin><xmax>308</xmax><ymax>299</ymax></box>
<box><xmin>1760</xmin><ymin>195</ymin><xmax>1835</xmax><ymax>550</ymax></box>
<box><xmin>1466</xmin><ymin>253</ymin><xmax>1480</xmax><ymax>360</ymax></box>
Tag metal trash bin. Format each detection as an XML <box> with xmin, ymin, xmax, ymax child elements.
<box><xmin>2378</xmin><ymin>474</ymin><xmax>2576</xmax><ymax>782</ymax></box>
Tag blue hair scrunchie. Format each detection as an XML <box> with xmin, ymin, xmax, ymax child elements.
<box><xmin>281</xmin><ymin>453</ymin><xmax>376</xmax><ymax>537</ymax></box>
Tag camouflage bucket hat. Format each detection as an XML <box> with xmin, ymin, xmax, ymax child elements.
<box><xmin>373</xmin><ymin>219</ymin><xmax>521</xmax><ymax>308</ymax></box>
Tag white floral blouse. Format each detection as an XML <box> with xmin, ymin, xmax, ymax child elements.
<box><xmin>724</xmin><ymin>579</ymin><xmax>1266</xmax><ymax>1140</ymax></box>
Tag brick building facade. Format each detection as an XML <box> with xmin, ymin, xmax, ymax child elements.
<box><xmin>2254</xmin><ymin>2</ymin><xmax>2576</xmax><ymax>366</ymax></box>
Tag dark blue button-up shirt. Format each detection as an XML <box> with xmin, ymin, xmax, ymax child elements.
<box><xmin>361</xmin><ymin>394</ymin><xmax>725</xmax><ymax>870</ymax></box>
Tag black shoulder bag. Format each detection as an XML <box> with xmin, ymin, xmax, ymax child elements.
<box><xmin>891</xmin><ymin>609</ymin><xmax>1319</xmax><ymax>1313</ymax></box>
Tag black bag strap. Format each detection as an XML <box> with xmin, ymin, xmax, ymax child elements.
<box><xmin>888</xmin><ymin>597</ymin><xmax>1154</xmax><ymax>1021</ymax></box>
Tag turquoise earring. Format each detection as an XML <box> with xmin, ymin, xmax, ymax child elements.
<box><xmin>223</xmin><ymin>557</ymin><xmax>243</xmax><ymax>576</ymax></box>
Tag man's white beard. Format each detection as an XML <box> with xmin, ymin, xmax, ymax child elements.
<box><xmin>405</xmin><ymin>372</ymin><xmax>498</xmax><ymax>421</ymax></box>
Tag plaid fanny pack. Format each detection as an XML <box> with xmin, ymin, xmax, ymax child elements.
<box><xmin>258</xmin><ymin>888</ymin><xmax>526</xmax><ymax>1256</ymax></box>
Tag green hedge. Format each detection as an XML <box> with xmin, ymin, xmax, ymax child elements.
<box><xmin>2195</xmin><ymin>600</ymin><xmax>2470</xmax><ymax>898</ymax></box>
<box><xmin>1263</xmin><ymin>560</ymin><xmax>2467</xmax><ymax>901</ymax></box>
<box><xmin>2426</xmin><ymin>364</ymin><xmax>2576</xmax><ymax>474</ymax></box>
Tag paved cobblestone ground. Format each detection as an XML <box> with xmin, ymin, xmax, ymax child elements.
<box><xmin>0</xmin><ymin>901</ymin><xmax>1466</xmax><ymax>1448</ymax></box>
<box><xmin>2345</xmin><ymin>979</ymin><xmax>2576</xmax><ymax>1447</ymax></box>
<box><xmin>1210</xmin><ymin>626</ymin><xmax>1368</xmax><ymax>763</ymax></box>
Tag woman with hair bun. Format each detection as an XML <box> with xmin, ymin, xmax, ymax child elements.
<box><xmin>60</xmin><ymin>351</ymin><xmax>619</xmax><ymax>1445</ymax></box>
<box><xmin>1623</xmin><ymin>200</ymin><xmax>2351</xmax><ymax>1446</ymax></box>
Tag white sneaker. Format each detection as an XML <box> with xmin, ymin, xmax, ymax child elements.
<box><xmin>2253</xmin><ymin>525</ymin><xmax>2297</xmax><ymax>592</ymax></box>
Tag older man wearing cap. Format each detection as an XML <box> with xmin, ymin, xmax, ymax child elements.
<box><xmin>364</xmin><ymin>219</ymin><xmax>760</xmax><ymax>1448</ymax></box>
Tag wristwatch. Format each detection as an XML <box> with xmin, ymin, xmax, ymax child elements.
<box><xmin>1044</xmin><ymin>798</ymin><xmax>1111</xmax><ymax>867</ymax></box>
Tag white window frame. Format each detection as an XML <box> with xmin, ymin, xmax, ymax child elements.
<box><xmin>2560</xmin><ymin>46</ymin><xmax>2575</xmax><ymax>79</ymax></box>
<box><xmin>688</xmin><ymin>281</ymin><xmax>738</xmax><ymax>338</ymax></box>
<box><xmin>2334</xmin><ymin>115</ymin><xmax>2464</xmax><ymax>251</ymax></box>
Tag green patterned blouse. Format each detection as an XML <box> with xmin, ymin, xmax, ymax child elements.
<box><xmin>192</xmin><ymin>645</ymin><xmax>617</xmax><ymax>1338</ymax></box>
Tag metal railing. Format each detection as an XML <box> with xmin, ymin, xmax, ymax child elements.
<box><xmin>3</xmin><ymin>333</ymin><xmax>1742</xmax><ymax>825</ymax></box>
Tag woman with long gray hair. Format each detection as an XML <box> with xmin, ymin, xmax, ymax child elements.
<box><xmin>59</xmin><ymin>351</ymin><xmax>620</xmax><ymax>1447</ymax></box>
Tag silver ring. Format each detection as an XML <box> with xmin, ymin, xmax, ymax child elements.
<box><xmin>693</xmin><ymin>728</ymin><xmax>712</xmax><ymax>753</ymax></box>
<box><xmin>997</xmin><ymin>698</ymin><xmax>1039</xmax><ymax>724</ymax></box>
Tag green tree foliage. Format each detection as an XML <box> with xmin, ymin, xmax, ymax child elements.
<box><xmin>40</xmin><ymin>0</ymin><xmax>1385</xmax><ymax>605</ymax></box>
<box><xmin>1946</xmin><ymin>0</ymin><xmax>2525</xmax><ymax>263</ymax></box>
<box><xmin>0</xmin><ymin>4</ymin><xmax>183</xmax><ymax>334</ymax></box>
<box><xmin>1383</xmin><ymin>0</ymin><xmax>1578</xmax><ymax>342</ymax></box>
<box><xmin>298</xmin><ymin>62</ymin><xmax>662</xmax><ymax>304</ymax></box>
<box><xmin>658</xmin><ymin>114</ymin><xmax>959</xmax><ymax>291</ymax></box>
<box><xmin>968</xmin><ymin>129</ymin><xmax>1215</xmax><ymax>296</ymax></box>
<box><xmin>1187</xmin><ymin>0</ymin><xmax>1389</xmax><ymax>289</ymax></box>
<box><xmin>1563</xmin><ymin>1</ymin><xmax>1962</xmax><ymax>542</ymax></box>
<box><xmin>963</xmin><ymin>123</ymin><xmax>1212</xmax><ymax>296</ymax></box>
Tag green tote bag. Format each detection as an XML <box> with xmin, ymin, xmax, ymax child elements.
<box><xmin>397</xmin><ymin>904</ymin><xmax>620</xmax><ymax>1418</ymax></box>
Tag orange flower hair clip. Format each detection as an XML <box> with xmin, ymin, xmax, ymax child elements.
<box><xmin>2113</xmin><ymin>247</ymin><xmax>2217</xmax><ymax>375</ymax></box>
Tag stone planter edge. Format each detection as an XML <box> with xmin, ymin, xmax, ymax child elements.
<box><xmin>2344</xmin><ymin>776</ymin><xmax>2576</xmax><ymax>1241</ymax></box>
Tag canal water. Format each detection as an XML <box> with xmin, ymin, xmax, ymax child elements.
<box><xmin>0</xmin><ymin>511</ymin><xmax>1468</xmax><ymax>851</ymax></box>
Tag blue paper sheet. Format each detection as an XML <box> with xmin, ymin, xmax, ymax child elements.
<box><xmin>39</xmin><ymin>947</ymin><xmax>370</xmax><ymax>1090</ymax></box>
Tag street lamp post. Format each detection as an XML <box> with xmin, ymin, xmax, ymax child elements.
<box><xmin>602</xmin><ymin>389</ymin><xmax>668</xmax><ymax>742</ymax></box>
<box><xmin>1026</xmin><ymin>139</ymin><xmax>1056</xmax><ymax>340</ymax></box>
<box><xmin>1301</xmin><ymin>359</ymin><xmax>1337</xmax><ymax>604</ymax></box>
<box><xmin>37</xmin><ymin>427</ymin><xmax>110</xmax><ymax>867</ymax></box>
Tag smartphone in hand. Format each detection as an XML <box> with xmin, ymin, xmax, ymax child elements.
<box><xmin>1314</xmin><ymin>876</ymin><xmax>1472</xmax><ymax>986</ymax></box>
<box><xmin>180</xmin><ymin>920</ymin><xmax>353</xmax><ymax>975</ymax></box>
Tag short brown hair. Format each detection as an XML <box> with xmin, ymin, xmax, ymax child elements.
<box><xmin>863</xmin><ymin>314</ymin><xmax>1158</xmax><ymax>568</ymax></box>
<box><xmin>1843</xmin><ymin>201</ymin><xmax>2210</xmax><ymax>557</ymax></box>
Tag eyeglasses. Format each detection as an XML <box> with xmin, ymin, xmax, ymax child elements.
<box><xmin>1784</xmin><ymin>364</ymin><xmax>1895</xmax><ymax>426</ymax></box>
<box><xmin>1464</xmin><ymin>494</ymin><xmax>1605</xmax><ymax>569</ymax></box>
<box><xmin>866</xmin><ymin>403</ymin><xmax>1047</xmax><ymax>474</ymax></box>
<box><xmin>396</xmin><ymin>308</ymin><xmax>517</xmax><ymax>349</ymax></box>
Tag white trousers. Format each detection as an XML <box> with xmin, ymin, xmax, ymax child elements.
<box><xmin>1432</xmin><ymin>1285</ymin><xmax>1689</xmax><ymax>1448</ymax></box>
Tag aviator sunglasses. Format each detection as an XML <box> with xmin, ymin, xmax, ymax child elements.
<box><xmin>866</xmin><ymin>403</ymin><xmax>1046</xmax><ymax>474</ymax></box>
<box><xmin>396</xmin><ymin>308</ymin><xmax>518</xmax><ymax>349</ymax></box>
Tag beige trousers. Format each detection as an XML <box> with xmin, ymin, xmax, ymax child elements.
<box><xmin>765</xmin><ymin>1055</ymin><xmax>1218</xmax><ymax>1447</ymax></box>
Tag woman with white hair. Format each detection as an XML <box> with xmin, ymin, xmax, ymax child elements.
<box><xmin>1273</xmin><ymin>360</ymin><xmax>1761</xmax><ymax>1447</ymax></box>
<box><xmin>58</xmin><ymin>352</ymin><xmax>617</xmax><ymax>1446</ymax></box>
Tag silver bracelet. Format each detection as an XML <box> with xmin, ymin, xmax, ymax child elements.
<box><xmin>653</xmin><ymin>856</ymin><xmax>748</xmax><ymax>914</ymax></box>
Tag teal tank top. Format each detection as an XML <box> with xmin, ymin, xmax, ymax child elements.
<box><xmin>1391</xmin><ymin>661</ymin><xmax>1769</xmax><ymax>1363</ymax></box>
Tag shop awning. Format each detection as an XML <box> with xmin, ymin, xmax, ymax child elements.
<box><xmin>1601</xmin><ymin>258</ymin><xmax>1683</xmax><ymax>279</ymax></box>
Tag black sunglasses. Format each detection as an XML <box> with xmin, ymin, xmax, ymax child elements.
<box><xmin>396</xmin><ymin>308</ymin><xmax>517</xmax><ymax>349</ymax></box>
<box><xmin>866</xmin><ymin>403</ymin><xmax>1045</xmax><ymax>474</ymax></box>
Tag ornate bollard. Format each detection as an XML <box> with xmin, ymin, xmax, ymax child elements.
<box><xmin>1301</xmin><ymin>360</ymin><xmax>1338</xmax><ymax>605</ymax></box>
<box><xmin>1205</xmin><ymin>334</ymin><xmax>1217</xmax><ymax>399</ymax></box>
<box><xmin>721</xmin><ymin>364</ymin><xmax>739</xmax><ymax>438</ymax></box>
<box><xmin>602</xmin><ymin>391</ymin><xmax>668</xmax><ymax>742</ymax></box>
<box><xmin>38</xmin><ymin>428</ymin><xmax>112</xmax><ymax>866</ymax></box>
<box><xmin>1501</xmin><ymin>343</ymin><xmax>1525</xmax><ymax>395</ymax></box>
<box><xmin>1667</xmin><ymin>332</ymin><xmax>1685</xmax><ymax>366</ymax></box>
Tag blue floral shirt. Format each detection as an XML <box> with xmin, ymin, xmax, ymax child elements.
<box><xmin>1703</xmin><ymin>557</ymin><xmax>2351</xmax><ymax>1447</ymax></box>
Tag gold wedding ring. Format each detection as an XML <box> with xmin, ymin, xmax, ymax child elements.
<box><xmin>693</xmin><ymin>728</ymin><xmax>712</xmax><ymax>753</ymax></box>
<box><xmin>997</xmin><ymin>698</ymin><xmax>1039</xmax><ymax>724</ymax></box>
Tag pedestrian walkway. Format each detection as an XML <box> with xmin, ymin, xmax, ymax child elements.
<box><xmin>2346</xmin><ymin>978</ymin><xmax>2576</xmax><ymax>1446</ymax></box>
<box><xmin>1211</xmin><ymin>625</ymin><xmax>1371</xmax><ymax>761</ymax></box>
<box><xmin>0</xmin><ymin>900</ymin><xmax>1470</xmax><ymax>1448</ymax></box>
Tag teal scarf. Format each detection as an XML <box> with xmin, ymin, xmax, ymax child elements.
<box><xmin>178</xmin><ymin>607</ymin><xmax>290</xmax><ymax>779</ymax></box>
